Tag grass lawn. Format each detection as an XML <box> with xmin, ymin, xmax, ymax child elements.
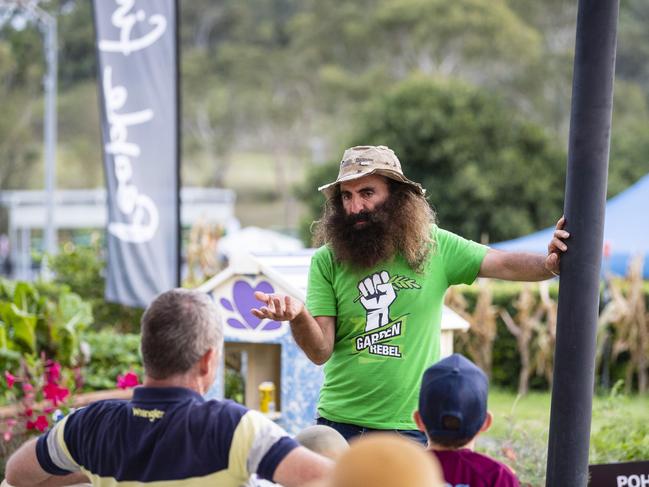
<box><xmin>477</xmin><ymin>388</ymin><xmax>649</xmax><ymax>485</ymax></box>
<box><xmin>486</xmin><ymin>388</ymin><xmax>649</xmax><ymax>439</ymax></box>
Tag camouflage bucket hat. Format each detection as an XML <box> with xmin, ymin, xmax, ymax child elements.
<box><xmin>318</xmin><ymin>145</ymin><xmax>425</xmax><ymax>198</ymax></box>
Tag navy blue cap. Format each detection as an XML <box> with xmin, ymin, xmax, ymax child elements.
<box><xmin>418</xmin><ymin>354</ymin><xmax>488</xmax><ymax>440</ymax></box>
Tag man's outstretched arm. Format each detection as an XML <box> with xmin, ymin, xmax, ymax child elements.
<box><xmin>5</xmin><ymin>438</ymin><xmax>89</xmax><ymax>487</ymax></box>
<box><xmin>479</xmin><ymin>216</ymin><xmax>570</xmax><ymax>281</ymax></box>
<box><xmin>252</xmin><ymin>292</ymin><xmax>336</xmax><ymax>365</ymax></box>
<box><xmin>272</xmin><ymin>445</ymin><xmax>333</xmax><ymax>487</ymax></box>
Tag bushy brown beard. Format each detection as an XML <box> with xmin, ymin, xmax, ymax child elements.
<box><xmin>313</xmin><ymin>181</ymin><xmax>436</xmax><ymax>272</ymax></box>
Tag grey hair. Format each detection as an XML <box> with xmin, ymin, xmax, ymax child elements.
<box><xmin>140</xmin><ymin>288</ymin><xmax>223</xmax><ymax>380</ymax></box>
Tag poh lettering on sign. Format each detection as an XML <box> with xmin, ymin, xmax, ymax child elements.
<box><xmin>617</xmin><ymin>474</ymin><xmax>649</xmax><ymax>487</ymax></box>
<box><xmin>98</xmin><ymin>0</ymin><xmax>168</xmax><ymax>243</ymax></box>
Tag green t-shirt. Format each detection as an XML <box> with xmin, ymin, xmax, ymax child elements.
<box><xmin>306</xmin><ymin>226</ymin><xmax>488</xmax><ymax>430</ymax></box>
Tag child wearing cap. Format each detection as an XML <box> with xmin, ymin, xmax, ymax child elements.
<box><xmin>413</xmin><ymin>353</ymin><xmax>520</xmax><ymax>487</ymax></box>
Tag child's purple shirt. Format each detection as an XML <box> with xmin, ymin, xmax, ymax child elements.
<box><xmin>432</xmin><ymin>448</ymin><xmax>520</xmax><ymax>487</ymax></box>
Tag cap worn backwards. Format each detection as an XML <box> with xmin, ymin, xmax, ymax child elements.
<box><xmin>418</xmin><ymin>353</ymin><xmax>488</xmax><ymax>441</ymax></box>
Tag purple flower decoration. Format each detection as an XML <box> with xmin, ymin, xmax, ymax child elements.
<box><xmin>220</xmin><ymin>280</ymin><xmax>282</xmax><ymax>331</ymax></box>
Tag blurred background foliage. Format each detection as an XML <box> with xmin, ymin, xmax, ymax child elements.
<box><xmin>2</xmin><ymin>2</ymin><xmax>648</xmax><ymax>475</ymax></box>
<box><xmin>1</xmin><ymin>0</ymin><xmax>649</xmax><ymax>241</ymax></box>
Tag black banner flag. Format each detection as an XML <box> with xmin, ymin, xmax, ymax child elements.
<box><xmin>92</xmin><ymin>0</ymin><xmax>180</xmax><ymax>307</ymax></box>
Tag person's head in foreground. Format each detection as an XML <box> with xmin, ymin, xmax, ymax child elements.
<box><xmin>295</xmin><ymin>425</ymin><xmax>349</xmax><ymax>460</ymax></box>
<box><xmin>415</xmin><ymin>353</ymin><xmax>491</xmax><ymax>450</ymax></box>
<box><xmin>314</xmin><ymin>145</ymin><xmax>436</xmax><ymax>271</ymax></box>
<box><xmin>304</xmin><ymin>433</ymin><xmax>444</xmax><ymax>487</ymax></box>
<box><xmin>6</xmin><ymin>289</ymin><xmax>330</xmax><ymax>487</ymax></box>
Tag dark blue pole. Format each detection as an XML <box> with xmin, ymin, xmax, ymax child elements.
<box><xmin>546</xmin><ymin>1</ymin><xmax>619</xmax><ymax>486</ymax></box>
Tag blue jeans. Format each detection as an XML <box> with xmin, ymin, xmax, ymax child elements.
<box><xmin>316</xmin><ymin>417</ymin><xmax>428</xmax><ymax>446</ymax></box>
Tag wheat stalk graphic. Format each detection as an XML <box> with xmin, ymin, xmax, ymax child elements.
<box><xmin>353</xmin><ymin>275</ymin><xmax>420</xmax><ymax>302</ymax></box>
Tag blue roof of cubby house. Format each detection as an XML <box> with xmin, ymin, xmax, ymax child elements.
<box><xmin>198</xmin><ymin>248</ymin><xmax>470</xmax><ymax>434</ymax></box>
<box><xmin>492</xmin><ymin>174</ymin><xmax>649</xmax><ymax>278</ymax></box>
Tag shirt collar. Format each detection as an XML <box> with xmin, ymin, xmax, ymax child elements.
<box><xmin>132</xmin><ymin>386</ymin><xmax>204</xmax><ymax>404</ymax></box>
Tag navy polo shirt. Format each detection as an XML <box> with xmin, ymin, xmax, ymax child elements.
<box><xmin>36</xmin><ymin>387</ymin><xmax>298</xmax><ymax>486</ymax></box>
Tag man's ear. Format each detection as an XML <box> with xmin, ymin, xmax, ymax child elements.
<box><xmin>198</xmin><ymin>347</ymin><xmax>216</xmax><ymax>376</ymax></box>
<box><xmin>413</xmin><ymin>410</ymin><xmax>427</xmax><ymax>433</ymax></box>
<box><xmin>479</xmin><ymin>411</ymin><xmax>493</xmax><ymax>434</ymax></box>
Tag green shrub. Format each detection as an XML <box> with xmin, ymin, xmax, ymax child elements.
<box><xmin>82</xmin><ymin>330</ymin><xmax>142</xmax><ymax>391</ymax></box>
<box><xmin>590</xmin><ymin>381</ymin><xmax>649</xmax><ymax>463</ymax></box>
<box><xmin>481</xmin><ymin>419</ymin><xmax>547</xmax><ymax>487</ymax></box>
<box><xmin>49</xmin><ymin>243</ymin><xmax>143</xmax><ymax>333</ymax></box>
<box><xmin>0</xmin><ymin>278</ymin><xmax>92</xmax><ymax>374</ymax></box>
<box><xmin>225</xmin><ymin>367</ymin><xmax>245</xmax><ymax>404</ymax></box>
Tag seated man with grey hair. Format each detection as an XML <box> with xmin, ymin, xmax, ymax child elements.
<box><xmin>5</xmin><ymin>289</ymin><xmax>331</xmax><ymax>487</ymax></box>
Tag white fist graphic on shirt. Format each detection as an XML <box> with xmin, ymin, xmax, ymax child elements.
<box><xmin>358</xmin><ymin>271</ymin><xmax>396</xmax><ymax>331</ymax></box>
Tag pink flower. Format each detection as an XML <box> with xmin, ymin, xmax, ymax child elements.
<box><xmin>116</xmin><ymin>372</ymin><xmax>139</xmax><ymax>390</ymax></box>
<box><xmin>24</xmin><ymin>408</ymin><xmax>33</xmax><ymax>418</ymax></box>
<box><xmin>33</xmin><ymin>415</ymin><xmax>49</xmax><ymax>432</ymax></box>
<box><xmin>4</xmin><ymin>371</ymin><xmax>15</xmax><ymax>388</ymax></box>
<box><xmin>6</xmin><ymin>419</ymin><xmax>17</xmax><ymax>428</ymax></box>
<box><xmin>3</xmin><ymin>430</ymin><xmax>11</xmax><ymax>442</ymax></box>
<box><xmin>44</xmin><ymin>406</ymin><xmax>55</xmax><ymax>414</ymax></box>
<box><xmin>46</xmin><ymin>362</ymin><xmax>62</xmax><ymax>384</ymax></box>
<box><xmin>22</xmin><ymin>383</ymin><xmax>33</xmax><ymax>393</ymax></box>
<box><xmin>43</xmin><ymin>383</ymin><xmax>69</xmax><ymax>406</ymax></box>
<box><xmin>26</xmin><ymin>420</ymin><xmax>35</xmax><ymax>430</ymax></box>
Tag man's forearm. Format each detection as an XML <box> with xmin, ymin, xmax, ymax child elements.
<box><xmin>289</xmin><ymin>310</ymin><xmax>333</xmax><ymax>365</ymax></box>
<box><xmin>5</xmin><ymin>438</ymin><xmax>89</xmax><ymax>487</ymax></box>
<box><xmin>501</xmin><ymin>252</ymin><xmax>555</xmax><ymax>281</ymax></box>
<box><xmin>13</xmin><ymin>472</ymin><xmax>90</xmax><ymax>487</ymax></box>
<box><xmin>480</xmin><ymin>250</ymin><xmax>556</xmax><ymax>281</ymax></box>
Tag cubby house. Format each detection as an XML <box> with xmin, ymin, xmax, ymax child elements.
<box><xmin>198</xmin><ymin>248</ymin><xmax>469</xmax><ymax>434</ymax></box>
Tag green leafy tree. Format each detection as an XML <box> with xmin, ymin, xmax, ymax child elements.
<box><xmin>354</xmin><ymin>77</ymin><xmax>566</xmax><ymax>242</ymax></box>
<box><xmin>57</xmin><ymin>0</ymin><xmax>96</xmax><ymax>89</ymax></box>
<box><xmin>608</xmin><ymin>81</ymin><xmax>649</xmax><ymax>197</ymax></box>
<box><xmin>300</xmin><ymin>77</ymin><xmax>566</xmax><ymax>244</ymax></box>
<box><xmin>0</xmin><ymin>35</ymin><xmax>42</xmax><ymax>191</ymax></box>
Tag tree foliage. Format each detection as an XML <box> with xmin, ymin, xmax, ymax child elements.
<box><xmin>301</xmin><ymin>77</ymin><xmax>566</xmax><ymax>243</ymax></box>
<box><xmin>0</xmin><ymin>0</ymin><xmax>649</xmax><ymax>236</ymax></box>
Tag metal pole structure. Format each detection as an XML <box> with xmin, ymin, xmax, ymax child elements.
<box><xmin>174</xmin><ymin>0</ymin><xmax>182</xmax><ymax>287</ymax></box>
<box><xmin>40</xmin><ymin>8</ymin><xmax>58</xmax><ymax>266</ymax></box>
<box><xmin>545</xmin><ymin>1</ymin><xmax>619</xmax><ymax>486</ymax></box>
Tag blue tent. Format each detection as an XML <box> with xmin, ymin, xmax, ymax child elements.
<box><xmin>492</xmin><ymin>174</ymin><xmax>649</xmax><ymax>278</ymax></box>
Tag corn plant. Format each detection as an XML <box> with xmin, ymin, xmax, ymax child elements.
<box><xmin>447</xmin><ymin>278</ymin><xmax>497</xmax><ymax>377</ymax></box>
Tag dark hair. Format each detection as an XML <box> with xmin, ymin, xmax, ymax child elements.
<box><xmin>312</xmin><ymin>178</ymin><xmax>436</xmax><ymax>272</ymax></box>
<box><xmin>140</xmin><ymin>288</ymin><xmax>223</xmax><ymax>379</ymax></box>
<box><xmin>428</xmin><ymin>416</ymin><xmax>473</xmax><ymax>448</ymax></box>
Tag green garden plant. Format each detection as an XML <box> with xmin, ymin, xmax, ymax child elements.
<box><xmin>82</xmin><ymin>330</ymin><xmax>142</xmax><ymax>392</ymax></box>
<box><xmin>49</xmin><ymin>242</ymin><xmax>143</xmax><ymax>333</ymax></box>
<box><xmin>0</xmin><ymin>278</ymin><xmax>92</xmax><ymax>373</ymax></box>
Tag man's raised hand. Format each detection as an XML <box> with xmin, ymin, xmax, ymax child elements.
<box><xmin>251</xmin><ymin>291</ymin><xmax>305</xmax><ymax>322</ymax></box>
<box><xmin>546</xmin><ymin>216</ymin><xmax>570</xmax><ymax>276</ymax></box>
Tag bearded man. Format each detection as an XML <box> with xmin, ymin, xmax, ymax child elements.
<box><xmin>252</xmin><ymin>145</ymin><xmax>568</xmax><ymax>443</ymax></box>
